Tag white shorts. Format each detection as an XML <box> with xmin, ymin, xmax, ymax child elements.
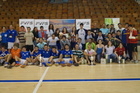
<box><xmin>42</xmin><ymin>58</ymin><xmax>49</xmax><ymax>63</ymax></box>
<box><xmin>63</xmin><ymin>58</ymin><xmax>71</xmax><ymax>63</ymax></box>
<box><xmin>8</xmin><ymin>42</ymin><xmax>14</xmax><ymax>49</ymax></box>
<box><xmin>20</xmin><ymin>59</ymin><xmax>26</xmax><ymax>65</ymax></box>
<box><xmin>53</xmin><ymin>58</ymin><xmax>59</xmax><ymax>62</ymax></box>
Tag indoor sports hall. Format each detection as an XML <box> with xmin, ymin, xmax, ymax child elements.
<box><xmin>0</xmin><ymin>0</ymin><xmax>140</xmax><ymax>93</ymax></box>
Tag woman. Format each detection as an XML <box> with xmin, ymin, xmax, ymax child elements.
<box><xmin>70</xmin><ymin>26</ymin><xmax>76</xmax><ymax>49</ymax></box>
<box><xmin>105</xmin><ymin>41</ymin><xmax>116</xmax><ymax>63</ymax></box>
<box><xmin>54</xmin><ymin>28</ymin><xmax>61</xmax><ymax>50</ymax></box>
<box><xmin>47</xmin><ymin>24</ymin><xmax>54</xmax><ymax>38</ymax></box>
<box><xmin>32</xmin><ymin>27</ymin><xmax>39</xmax><ymax>46</ymax></box>
<box><xmin>95</xmin><ymin>39</ymin><xmax>105</xmax><ymax>63</ymax></box>
<box><xmin>62</xmin><ymin>27</ymin><xmax>70</xmax><ymax>39</ymax></box>
<box><xmin>115</xmin><ymin>43</ymin><xmax>126</xmax><ymax>63</ymax></box>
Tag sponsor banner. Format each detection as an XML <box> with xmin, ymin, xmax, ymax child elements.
<box><xmin>76</xmin><ymin>19</ymin><xmax>91</xmax><ymax>30</ymax></box>
<box><xmin>49</xmin><ymin>19</ymin><xmax>76</xmax><ymax>32</ymax></box>
<box><xmin>105</xmin><ymin>18</ymin><xmax>120</xmax><ymax>29</ymax></box>
<box><xmin>34</xmin><ymin>19</ymin><xmax>49</xmax><ymax>31</ymax></box>
<box><xmin>19</xmin><ymin>19</ymin><xmax>34</xmax><ymax>32</ymax></box>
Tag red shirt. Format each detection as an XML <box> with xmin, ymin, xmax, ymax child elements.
<box><xmin>129</xmin><ymin>30</ymin><xmax>138</xmax><ymax>44</ymax></box>
<box><xmin>115</xmin><ymin>47</ymin><xmax>125</xmax><ymax>56</ymax></box>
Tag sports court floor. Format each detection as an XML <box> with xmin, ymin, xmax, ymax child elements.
<box><xmin>0</xmin><ymin>46</ymin><xmax>140</xmax><ymax>93</ymax></box>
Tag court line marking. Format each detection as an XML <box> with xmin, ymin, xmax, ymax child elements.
<box><xmin>0</xmin><ymin>78</ymin><xmax>140</xmax><ymax>83</ymax></box>
<box><xmin>33</xmin><ymin>67</ymin><xmax>49</xmax><ymax>93</ymax></box>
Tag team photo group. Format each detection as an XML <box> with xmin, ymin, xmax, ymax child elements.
<box><xmin>0</xmin><ymin>22</ymin><xmax>138</xmax><ymax>69</ymax></box>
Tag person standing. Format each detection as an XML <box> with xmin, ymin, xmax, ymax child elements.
<box><xmin>24</xmin><ymin>27</ymin><xmax>34</xmax><ymax>52</ymax></box>
<box><xmin>47</xmin><ymin>24</ymin><xmax>54</xmax><ymax>38</ymax></box>
<box><xmin>32</xmin><ymin>27</ymin><xmax>39</xmax><ymax>46</ymax></box>
<box><xmin>18</xmin><ymin>26</ymin><xmax>26</xmax><ymax>48</ymax></box>
<box><xmin>6</xmin><ymin>25</ymin><xmax>18</xmax><ymax>50</ymax></box>
<box><xmin>76</xmin><ymin>23</ymin><xmax>87</xmax><ymax>50</ymax></box>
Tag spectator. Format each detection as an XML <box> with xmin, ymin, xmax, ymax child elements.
<box><xmin>117</xmin><ymin>23</ymin><xmax>125</xmax><ymax>33</ymax></box>
<box><xmin>94</xmin><ymin>31</ymin><xmax>106</xmax><ymax>43</ymax></box>
<box><xmin>24</xmin><ymin>27</ymin><xmax>34</xmax><ymax>52</ymax></box>
<box><xmin>95</xmin><ymin>39</ymin><xmax>105</xmax><ymax>63</ymax></box>
<box><xmin>105</xmin><ymin>41</ymin><xmax>116</xmax><ymax>63</ymax></box>
<box><xmin>85</xmin><ymin>38</ymin><xmax>96</xmax><ymax>50</ymax></box>
<box><xmin>91</xmin><ymin>23</ymin><xmax>100</xmax><ymax>36</ymax></box>
<box><xmin>47</xmin><ymin>34</ymin><xmax>59</xmax><ymax>48</ymax></box>
<box><xmin>110</xmin><ymin>24</ymin><xmax>116</xmax><ymax>33</ymax></box>
<box><xmin>32</xmin><ymin>27</ymin><xmax>39</xmax><ymax>46</ymax></box>
<box><xmin>47</xmin><ymin>24</ymin><xmax>54</xmax><ymax>38</ymax></box>
<box><xmin>128</xmin><ymin>24</ymin><xmax>138</xmax><ymax>63</ymax></box>
<box><xmin>84</xmin><ymin>44</ymin><xmax>96</xmax><ymax>65</ymax></box>
<box><xmin>76</xmin><ymin>23</ymin><xmax>87</xmax><ymax>50</ymax></box>
<box><xmin>76</xmin><ymin>38</ymin><xmax>83</xmax><ymax>50</ymax></box>
<box><xmin>60</xmin><ymin>35</ymin><xmax>70</xmax><ymax>50</ymax></box>
<box><xmin>37</xmin><ymin>38</ymin><xmax>47</xmax><ymax>49</ymax></box>
<box><xmin>18</xmin><ymin>26</ymin><xmax>26</xmax><ymax>48</ymax></box>
<box><xmin>72</xmin><ymin>44</ymin><xmax>84</xmax><ymax>65</ymax></box>
<box><xmin>100</xmin><ymin>24</ymin><xmax>109</xmax><ymax>35</ymax></box>
<box><xmin>38</xmin><ymin>26</ymin><xmax>47</xmax><ymax>40</ymax></box>
<box><xmin>115</xmin><ymin>43</ymin><xmax>126</xmax><ymax>63</ymax></box>
<box><xmin>85</xmin><ymin>30</ymin><xmax>94</xmax><ymax>41</ymax></box>
<box><xmin>70</xmin><ymin>26</ymin><xmax>76</xmax><ymax>49</ymax></box>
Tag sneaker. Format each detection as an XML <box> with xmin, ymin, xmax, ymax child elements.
<box><xmin>4</xmin><ymin>64</ymin><xmax>8</xmax><ymax>68</ymax></box>
<box><xmin>118</xmin><ymin>60</ymin><xmax>121</xmax><ymax>64</ymax></box>
<box><xmin>135</xmin><ymin>60</ymin><xmax>139</xmax><ymax>63</ymax></box>
<box><xmin>93</xmin><ymin>63</ymin><xmax>96</xmax><ymax>65</ymax></box>
<box><xmin>55</xmin><ymin>63</ymin><xmax>59</xmax><ymax>66</ymax></box>
<box><xmin>7</xmin><ymin>65</ymin><xmax>12</xmax><ymax>69</ymax></box>
<box><xmin>131</xmin><ymin>60</ymin><xmax>135</xmax><ymax>63</ymax></box>
<box><xmin>21</xmin><ymin>65</ymin><xmax>26</xmax><ymax>68</ymax></box>
<box><xmin>15</xmin><ymin>64</ymin><xmax>20</xmax><ymax>67</ymax></box>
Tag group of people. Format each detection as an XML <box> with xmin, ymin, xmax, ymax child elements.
<box><xmin>0</xmin><ymin>22</ymin><xmax>139</xmax><ymax>68</ymax></box>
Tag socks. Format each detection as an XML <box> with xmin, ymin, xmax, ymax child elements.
<box><xmin>48</xmin><ymin>61</ymin><xmax>51</xmax><ymax>64</ymax></box>
<box><xmin>69</xmin><ymin>60</ymin><xmax>73</xmax><ymax>64</ymax></box>
<box><xmin>15</xmin><ymin>61</ymin><xmax>20</xmax><ymax>64</ymax></box>
<box><xmin>61</xmin><ymin>61</ymin><xmax>65</xmax><ymax>64</ymax></box>
<box><xmin>42</xmin><ymin>62</ymin><xmax>47</xmax><ymax>67</ymax></box>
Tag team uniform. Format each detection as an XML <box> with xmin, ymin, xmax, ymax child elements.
<box><xmin>51</xmin><ymin>50</ymin><xmax>61</xmax><ymax>62</ymax></box>
<box><xmin>1</xmin><ymin>32</ymin><xmax>8</xmax><ymax>48</ymax></box>
<box><xmin>20</xmin><ymin>51</ymin><xmax>31</xmax><ymax>65</ymax></box>
<box><xmin>41</xmin><ymin>50</ymin><xmax>51</xmax><ymax>63</ymax></box>
<box><xmin>6</xmin><ymin>29</ymin><xmax>18</xmax><ymax>49</ymax></box>
<box><xmin>31</xmin><ymin>51</ymin><xmax>41</xmax><ymax>59</ymax></box>
<box><xmin>0</xmin><ymin>51</ymin><xmax>9</xmax><ymax>64</ymax></box>
<box><xmin>61</xmin><ymin>50</ymin><xmax>73</xmax><ymax>64</ymax></box>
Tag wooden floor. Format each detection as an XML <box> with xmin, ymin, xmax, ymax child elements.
<box><xmin>0</xmin><ymin>63</ymin><xmax>140</xmax><ymax>93</ymax></box>
<box><xmin>0</xmin><ymin>46</ymin><xmax>139</xmax><ymax>93</ymax></box>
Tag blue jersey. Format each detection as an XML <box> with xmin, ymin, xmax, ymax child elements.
<box><xmin>1</xmin><ymin>32</ymin><xmax>8</xmax><ymax>43</ymax></box>
<box><xmin>20</xmin><ymin>51</ymin><xmax>31</xmax><ymax>59</ymax></box>
<box><xmin>0</xmin><ymin>51</ymin><xmax>9</xmax><ymax>57</ymax></box>
<box><xmin>41</xmin><ymin>50</ymin><xmax>51</xmax><ymax>58</ymax></box>
<box><xmin>6</xmin><ymin>29</ymin><xmax>17</xmax><ymax>42</ymax></box>
<box><xmin>122</xmin><ymin>29</ymin><xmax>127</xmax><ymax>44</ymax></box>
<box><xmin>32</xmin><ymin>51</ymin><xmax>41</xmax><ymax>57</ymax></box>
<box><xmin>61</xmin><ymin>50</ymin><xmax>73</xmax><ymax>58</ymax></box>
<box><xmin>51</xmin><ymin>50</ymin><xmax>61</xmax><ymax>59</ymax></box>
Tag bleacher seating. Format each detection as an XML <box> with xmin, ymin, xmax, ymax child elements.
<box><xmin>0</xmin><ymin>0</ymin><xmax>140</xmax><ymax>33</ymax></box>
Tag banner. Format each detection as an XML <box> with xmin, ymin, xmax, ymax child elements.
<box><xmin>76</xmin><ymin>19</ymin><xmax>91</xmax><ymax>30</ymax></box>
<box><xmin>105</xmin><ymin>18</ymin><xmax>120</xmax><ymax>29</ymax></box>
<box><xmin>19</xmin><ymin>19</ymin><xmax>34</xmax><ymax>32</ymax></box>
<box><xmin>34</xmin><ymin>19</ymin><xmax>49</xmax><ymax>31</ymax></box>
<box><xmin>50</xmin><ymin>19</ymin><xmax>76</xmax><ymax>32</ymax></box>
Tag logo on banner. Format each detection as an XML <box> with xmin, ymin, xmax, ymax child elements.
<box><xmin>20</xmin><ymin>21</ymin><xmax>34</xmax><ymax>25</ymax></box>
<box><xmin>35</xmin><ymin>22</ymin><xmax>48</xmax><ymax>25</ymax></box>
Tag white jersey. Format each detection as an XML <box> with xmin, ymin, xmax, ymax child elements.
<box><xmin>78</xmin><ymin>29</ymin><xmax>86</xmax><ymax>44</ymax></box>
<box><xmin>47</xmin><ymin>37</ymin><xmax>59</xmax><ymax>46</ymax></box>
<box><xmin>47</xmin><ymin>29</ymin><xmax>54</xmax><ymax>37</ymax></box>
